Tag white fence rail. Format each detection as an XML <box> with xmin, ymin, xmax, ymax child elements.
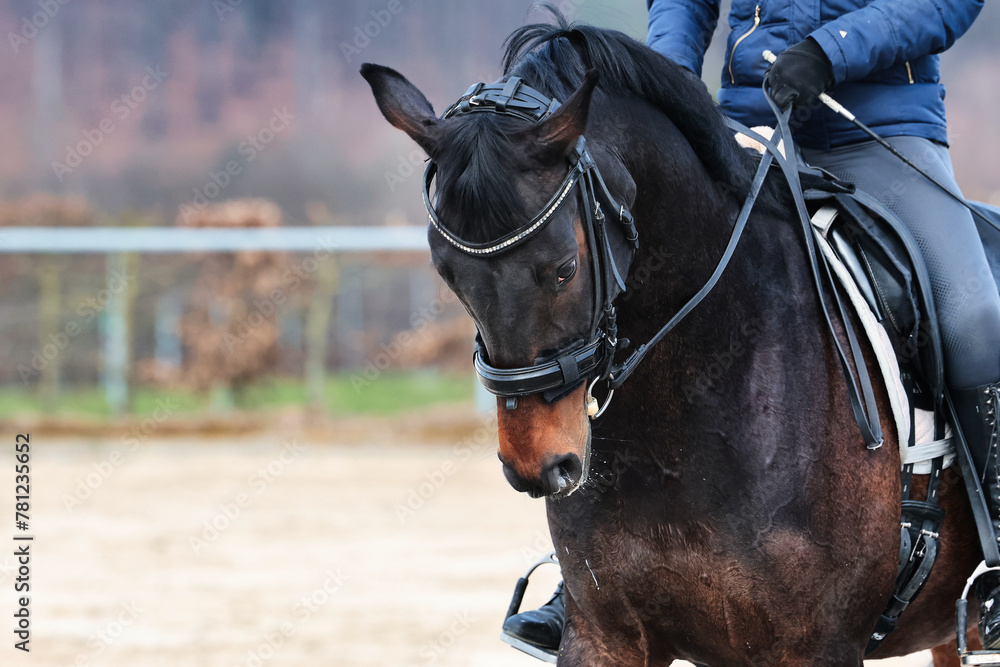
<box><xmin>0</xmin><ymin>226</ymin><xmax>429</xmax><ymax>253</ymax></box>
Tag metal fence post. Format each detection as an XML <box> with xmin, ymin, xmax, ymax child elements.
<box><xmin>103</xmin><ymin>252</ymin><xmax>130</xmax><ymax>416</ymax></box>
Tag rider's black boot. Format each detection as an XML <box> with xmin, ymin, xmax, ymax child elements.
<box><xmin>502</xmin><ymin>581</ymin><xmax>565</xmax><ymax>653</ymax></box>
<box><xmin>955</xmin><ymin>383</ymin><xmax>1000</xmax><ymax>649</ymax></box>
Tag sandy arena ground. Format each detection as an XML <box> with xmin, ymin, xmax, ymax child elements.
<box><xmin>1</xmin><ymin>414</ymin><xmax>936</xmax><ymax>666</ymax></box>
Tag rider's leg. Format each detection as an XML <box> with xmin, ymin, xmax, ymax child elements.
<box><xmin>803</xmin><ymin>135</ymin><xmax>1000</xmax><ymax>646</ymax></box>
<box><xmin>803</xmin><ymin>136</ymin><xmax>1000</xmax><ymax>388</ymax></box>
<box><xmin>955</xmin><ymin>382</ymin><xmax>1000</xmax><ymax>646</ymax></box>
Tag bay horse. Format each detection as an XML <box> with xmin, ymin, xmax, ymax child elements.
<box><xmin>362</xmin><ymin>16</ymin><xmax>982</xmax><ymax>667</ymax></box>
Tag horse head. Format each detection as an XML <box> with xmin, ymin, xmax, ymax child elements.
<box><xmin>362</xmin><ymin>64</ymin><xmax>636</xmax><ymax>498</ymax></box>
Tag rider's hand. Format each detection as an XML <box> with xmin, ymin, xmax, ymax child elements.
<box><xmin>765</xmin><ymin>38</ymin><xmax>833</xmax><ymax>110</ymax></box>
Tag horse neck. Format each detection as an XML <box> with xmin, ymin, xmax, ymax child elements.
<box><xmin>604</xmin><ymin>106</ymin><xmax>769</xmax><ymax>345</ymax></box>
<box><xmin>593</xmin><ymin>101</ymin><xmax>816</xmax><ymax>450</ymax></box>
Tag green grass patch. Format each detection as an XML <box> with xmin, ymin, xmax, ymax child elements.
<box><xmin>0</xmin><ymin>371</ymin><xmax>474</xmax><ymax>420</ymax></box>
<box><xmin>323</xmin><ymin>371</ymin><xmax>472</xmax><ymax>415</ymax></box>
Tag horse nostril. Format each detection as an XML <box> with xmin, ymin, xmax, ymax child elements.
<box><xmin>500</xmin><ymin>453</ymin><xmax>584</xmax><ymax>497</ymax></box>
<box><xmin>545</xmin><ymin>453</ymin><xmax>583</xmax><ymax>494</ymax></box>
<box><xmin>502</xmin><ymin>460</ymin><xmax>530</xmax><ymax>493</ymax></box>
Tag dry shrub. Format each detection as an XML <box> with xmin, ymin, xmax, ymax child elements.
<box><xmin>395</xmin><ymin>318</ymin><xmax>475</xmax><ymax>371</ymax></box>
<box><xmin>176</xmin><ymin>199</ymin><xmax>293</xmax><ymax>392</ymax></box>
<box><xmin>0</xmin><ymin>194</ymin><xmax>94</xmax><ymax>228</ymax></box>
<box><xmin>0</xmin><ymin>195</ymin><xmax>98</xmax><ymax>285</ymax></box>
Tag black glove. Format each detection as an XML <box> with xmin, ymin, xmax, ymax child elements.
<box><xmin>765</xmin><ymin>38</ymin><xmax>833</xmax><ymax>110</ymax></box>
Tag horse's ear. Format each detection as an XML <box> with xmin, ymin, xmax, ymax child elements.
<box><xmin>361</xmin><ymin>63</ymin><xmax>442</xmax><ymax>157</ymax></box>
<box><xmin>524</xmin><ymin>69</ymin><xmax>599</xmax><ymax>163</ymax></box>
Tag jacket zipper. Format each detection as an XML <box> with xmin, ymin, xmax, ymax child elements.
<box><xmin>729</xmin><ymin>5</ymin><xmax>761</xmax><ymax>84</ymax></box>
<box><xmin>905</xmin><ymin>61</ymin><xmax>914</xmax><ymax>84</ymax></box>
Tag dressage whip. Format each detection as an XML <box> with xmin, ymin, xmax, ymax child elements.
<box><xmin>762</xmin><ymin>49</ymin><xmax>1000</xmax><ymax>233</ymax></box>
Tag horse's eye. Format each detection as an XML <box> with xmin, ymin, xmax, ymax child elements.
<box><xmin>556</xmin><ymin>259</ymin><xmax>577</xmax><ymax>286</ymax></box>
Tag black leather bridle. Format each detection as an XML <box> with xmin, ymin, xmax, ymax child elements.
<box><xmin>424</xmin><ymin>77</ymin><xmax>638</xmax><ymax>415</ymax></box>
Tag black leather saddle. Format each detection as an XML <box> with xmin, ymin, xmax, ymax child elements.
<box><xmin>803</xmin><ymin>173</ymin><xmax>1000</xmax><ymax>408</ymax></box>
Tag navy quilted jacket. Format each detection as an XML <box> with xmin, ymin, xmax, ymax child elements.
<box><xmin>646</xmin><ymin>0</ymin><xmax>984</xmax><ymax>149</ymax></box>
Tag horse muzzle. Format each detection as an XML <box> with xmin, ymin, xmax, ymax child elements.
<box><xmin>496</xmin><ymin>386</ymin><xmax>592</xmax><ymax>498</ymax></box>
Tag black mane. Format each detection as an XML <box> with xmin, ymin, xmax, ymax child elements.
<box><xmin>436</xmin><ymin>9</ymin><xmax>784</xmax><ymax>244</ymax></box>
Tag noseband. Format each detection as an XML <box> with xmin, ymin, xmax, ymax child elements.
<box><xmin>424</xmin><ymin>77</ymin><xmax>638</xmax><ymax>415</ymax></box>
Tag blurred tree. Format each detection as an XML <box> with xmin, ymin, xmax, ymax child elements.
<box><xmin>176</xmin><ymin>198</ymin><xmax>295</xmax><ymax>407</ymax></box>
<box><xmin>31</xmin><ymin>19</ymin><xmax>63</xmax><ymax>179</ymax></box>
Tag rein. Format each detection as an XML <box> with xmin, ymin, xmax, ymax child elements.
<box><xmin>741</xmin><ymin>97</ymin><xmax>884</xmax><ymax>449</ymax></box>
<box><xmin>606</xmin><ymin>138</ymin><xmax>773</xmax><ymax>390</ymax></box>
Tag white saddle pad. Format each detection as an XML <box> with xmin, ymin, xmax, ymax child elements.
<box><xmin>810</xmin><ymin>205</ymin><xmax>954</xmax><ymax>475</ymax></box>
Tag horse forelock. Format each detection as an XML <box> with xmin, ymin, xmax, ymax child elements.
<box><xmin>433</xmin><ymin>114</ymin><xmax>531</xmax><ymax>245</ymax></box>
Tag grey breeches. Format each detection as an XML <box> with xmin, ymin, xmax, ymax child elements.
<box><xmin>801</xmin><ymin>136</ymin><xmax>1000</xmax><ymax>390</ymax></box>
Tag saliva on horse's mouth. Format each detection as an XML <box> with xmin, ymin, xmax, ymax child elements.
<box><xmin>546</xmin><ymin>431</ymin><xmax>593</xmax><ymax>500</ymax></box>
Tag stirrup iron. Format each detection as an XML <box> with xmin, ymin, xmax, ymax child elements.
<box><xmin>501</xmin><ymin>551</ymin><xmax>560</xmax><ymax>663</ymax></box>
<box><xmin>957</xmin><ymin>561</ymin><xmax>1000</xmax><ymax>665</ymax></box>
